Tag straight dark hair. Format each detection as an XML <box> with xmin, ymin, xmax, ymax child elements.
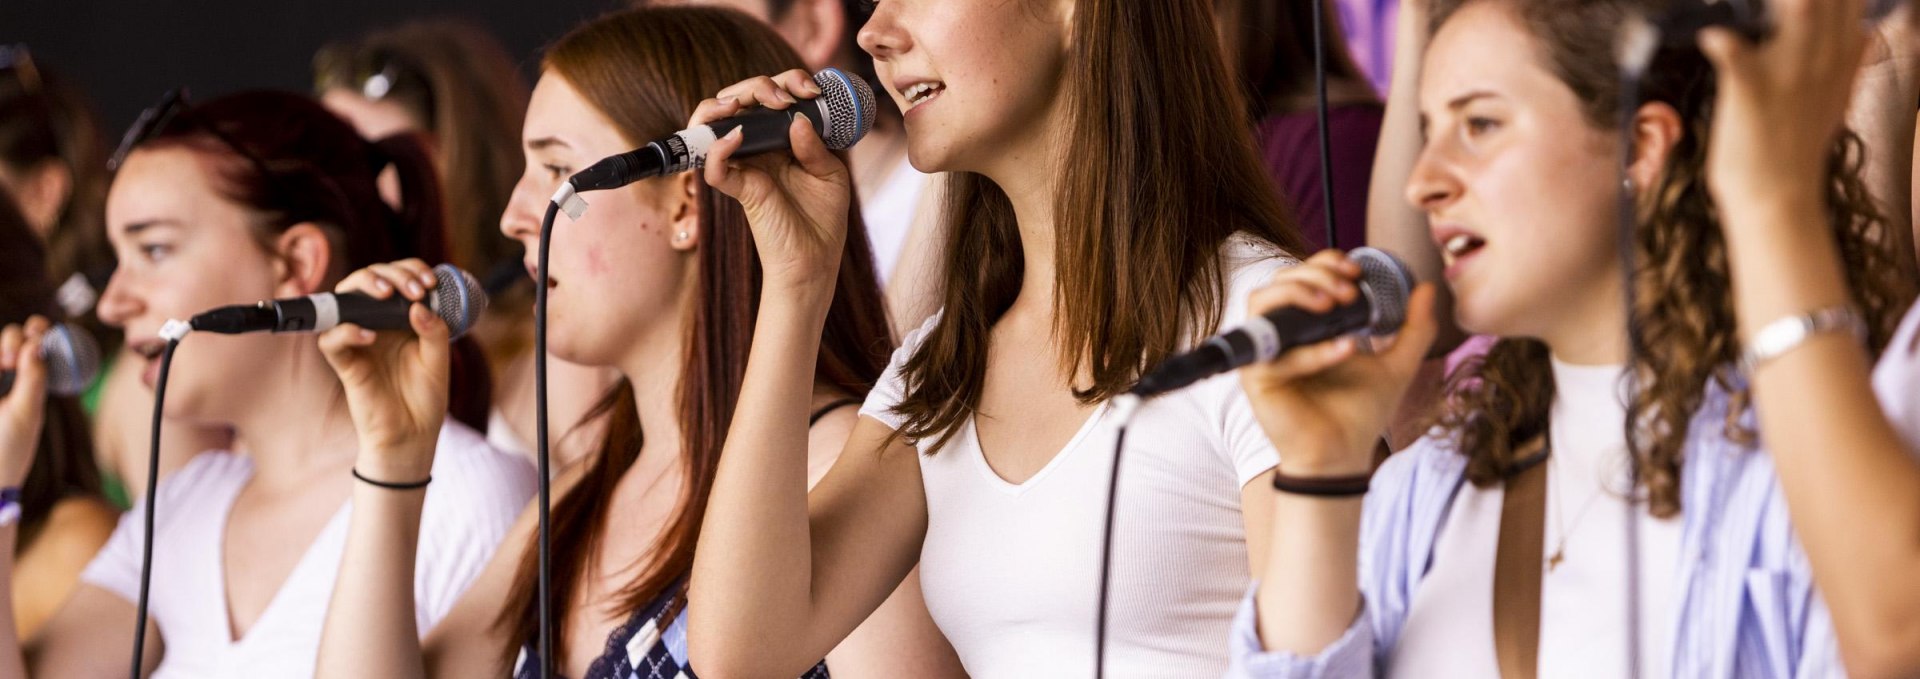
<box><xmin>1213</xmin><ymin>0</ymin><xmax>1373</xmax><ymax>118</ymax></box>
<box><xmin>890</xmin><ymin>0</ymin><xmax>1309</xmax><ymax>450</ymax></box>
<box><xmin>493</xmin><ymin>7</ymin><xmax>894</xmax><ymax>669</ymax></box>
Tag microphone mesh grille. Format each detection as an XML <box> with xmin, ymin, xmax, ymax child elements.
<box><xmin>429</xmin><ymin>264</ymin><xmax>488</xmax><ymax>339</ymax></box>
<box><xmin>1351</xmin><ymin>247</ymin><xmax>1414</xmax><ymax>336</ymax></box>
<box><xmin>42</xmin><ymin>323</ymin><xmax>100</xmax><ymax>397</ymax></box>
<box><xmin>813</xmin><ymin>68</ymin><xmax>876</xmax><ymax>150</ymax></box>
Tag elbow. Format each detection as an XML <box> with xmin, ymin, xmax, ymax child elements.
<box><xmin>686</xmin><ymin>628</ymin><xmax>800</xmax><ymax>679</ymax></box>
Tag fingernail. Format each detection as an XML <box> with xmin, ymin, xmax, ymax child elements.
<box><xmin>778</xmin><ymin>90</ymin><xmax>798</xmax><ymax>104</ymax></box>
<box><xmin>408</xmin><ymin>281</ymin><xmax>424</xmax><ymax>297</ymax></box>
<box><xmin>377</xmin><ymin>279</ymin><xmax>392</xmax><ymax>292</ymax></box>
<box><xmin>361</xmin><ymin>329</ymin><xmax>377</xmax><ymax>341</ymax></box>
<box><xmin>794</xmin><ymin>111</ymin><xmax>812</xmax><ymax>127</ymax></box>
<box><xmin>805</xmin><ymin>80</ymin><xmax>821</xmax><ymax>95</ymax></box>
<box><xmin>727</xmin><ymin>127</ymin><xmax>744</xmax><ymax>140</ymax></box>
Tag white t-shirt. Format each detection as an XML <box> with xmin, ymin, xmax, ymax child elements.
<box><xmin>1388</xmin><ymin>358</ymin><xmax>1684</xmax><ymax>678</ymax></box>
<box><xmin>81</xmin><ymin>420</ymin><xmax>537</xmax><ymax>679</ymax></box>
<box><xmin>860</xmin><ymin>237</ymin><xmax>1290</xmax><ymax>679</ymax></box>
<box><xmin>859</xmin><ymin>157</ymin><xmax>930</xmax><ymax>284</ymax></box>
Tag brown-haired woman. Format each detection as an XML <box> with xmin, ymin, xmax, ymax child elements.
<box><xmin>1216</xmin><ymin>0</ymin><xmax>1383</xmax><ymax>251</ymax></box>
<box><xmin>1233</xmin><ymin>0</ymin><xmax>1916</xmax><ymax>675</ymax></box>
<box><xmin>682</xmin><ymin>0</ymin><xmax>1309</xmax><ymax>675</ymax></box>
<box><xmin>315</xmin><ymin>20</ymin><xmax>622</xmax><ymax>471</ymax></box>
<box><xmin>0</xmin><ymin>188</ymin><xmax>118</xmax><ymax>651</ymax></box>
<box><xmin>0</xmin><ymin>46</ymin><xmax>231</xmax><ymax>505</ymax></box>
<box><xmin>0</xmin><ymin>91</ymin><xmax>535</xmax><ymax>677</ymax></box>
<box><xmin>311</xmin><ymin>7</ymin><xmax>964</xmax><ymax>678</ymax></box>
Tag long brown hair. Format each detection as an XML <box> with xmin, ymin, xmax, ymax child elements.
<box><xmin>0</xmin><ymin>188</ymin><xmax>105</xmax><ymax>550</ymax></box>
<box><xmin>126</xmin><ymin>91</ymin><xmax>493</xmax><ymax>432</ymax></box>
<box><xmin>890</xmin><ymin>0</ymin><xmax>1309</xmax><ymax>450</ymax></box>
<box><xmin>314</xmin><ymin>19</ymin><xmax>530</xmax><ymax>280</ymax></box>
<box><xmin>1427</xmin><ymin>0</ymin><xmax>1918</xmax><ymax>517</ymax></box>
<box><xmin>493</xmin><ymin>7</ymin><xmax>894</xmax><ymax>668</ymax></box>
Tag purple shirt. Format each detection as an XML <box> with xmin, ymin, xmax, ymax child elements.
<box><xmin>1337</xmin><ymin>0</ymin><xmax>1400</xmax><ymax>96</ymax></box>
<box><xmin>1256</xmin><ymin>103</ymin><xmax>1385</xmax><ymax>252</ymax></box>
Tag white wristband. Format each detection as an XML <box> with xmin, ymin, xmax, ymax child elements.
<box><xmin>1741</xmin><ymin>306</ymin><xmax>1866</xmax><ymax>375</ymax></box>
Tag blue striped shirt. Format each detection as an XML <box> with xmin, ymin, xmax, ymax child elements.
<box><xmin>1222</xmin><ymin>315</ymin><xmax>1920</xmax><ymax>679</ymax></box>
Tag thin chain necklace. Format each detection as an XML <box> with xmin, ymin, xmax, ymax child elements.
<box><xmin>1545</xmin><ymin>428</ymin><xmax>1608</xmax><ymax>571</ymax></box>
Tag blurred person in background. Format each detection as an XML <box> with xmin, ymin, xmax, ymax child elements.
<box><xmin>0</xmin><ymin>187</ymin><xmax>119</xmax><ymax>653</ymax></box>
<box><xmin>0</xmin><ymin>44</ymin><xmax>230</xmax><ymax>505</ymax></box>
<box><xmin>1216</xmin><ymin>0</ymin><xmax>1384</xmax><ymax>252</ymax></box>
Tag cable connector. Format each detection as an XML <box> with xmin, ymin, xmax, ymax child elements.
<box><xmin>551</xmin><ymin>183</ymin><xmax>588</xmax><ymax>221</ymax></box>
<box><xmin>1109</xmin><ymin>393</ymin><xmax>1142</xmax><ymax>429</ymax></box>
<box><xmin>158</xmin><ymin>319</ymin><xmax>192</xmax><ymax>342</ymax></box>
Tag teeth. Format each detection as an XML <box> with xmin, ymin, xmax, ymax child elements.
<box><xmin>1444</xmin><ymin>234</ymin><xmax>1480</xmax><ymax>257</ymax></box>
<box><xmin>903</xmin><ymin>82</ymin><xmax>943</xmax><ymax>106</ymax></box>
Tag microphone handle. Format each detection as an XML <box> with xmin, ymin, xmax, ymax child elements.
<box><xmin>568</xmin><ymin>101</ymin><xmax>832</xmax><ymax>192</ymax></box>
<box><xmin>272</xmin><ymin>293</ymin><xmax>414</xmax><ymax>333</ymax></box>
<box><xmin>1131</xmin><ymin>300</ymin><xmax>1373</xmax><ymax>397</ymax></box>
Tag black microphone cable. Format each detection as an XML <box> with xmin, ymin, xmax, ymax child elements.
<box><xmin>129</xmin><ymin>319</ymin><xmax>190</xmax><ymax>679</ymax></box>
<box><xmin>530</xmin><ymin>185</ymin><xmax>581</xmax><ymax>679</ymax></box>
<box><xmin>1314</xmin><ymin>0</ymin><xmax>1339</xmax><ymax>252</ymax></box>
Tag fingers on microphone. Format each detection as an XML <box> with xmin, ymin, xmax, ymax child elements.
<box><xmin>691</xmin><ymin>96</ymin><xmax>747</xmax><ymax>128</ymax></box>
<box><xmin>720</xmin><ymin>75</ymin><xmax>798</xmax><ymax>110</ymax></box>
<box><xmin>369</xmin><ymin>263</ymin><xmax>429</xmax><ymax>301</ymax></box>
<box><xmin>704</xmin><ymin>126</ymin><xmax>748</xmax><ymax>193</ymax></box>
<box><xmin>771</xmin><ymin>69</ymin><xmax>821</xmax><ymax>98</ymax></box>
<box><xmin>1382</xmin><ymin>284</ymin><xmax>1442</xmax><ymax>370</ymax></box>
<box><xmin>1262</xmin><ymin>335</ymin><xmax>1361</xmax><ymax>382</ymax></box>
<box><xmin>789</xmin><ymin>113</ymin><xmax>841</xmax><ymax>179</ymax></box>
<box><xmin>410</xmin><ymin>305</ymin><xmax>451</xmax><ymax>365</ymax></box>
<box><xmin>0</xmin><ymin>324</ymin><xmax>21</xmax><ymax>373</ymax></box>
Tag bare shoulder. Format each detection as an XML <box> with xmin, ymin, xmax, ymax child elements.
<box><xmin>43</xmin><ymin>496</ymin><xmax>121</xmax><ymax>548</ymax></box>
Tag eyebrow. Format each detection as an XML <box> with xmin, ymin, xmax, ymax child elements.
<box><xmin>526</xmin><ymin>137</ymin><xmax>572</xmax><ymax>151</ymax></box>
<box><xmin>1419</xmin><ymin>90</ymin><xmax>1503</xmax><ymax>137</ymax></box>
<box><xmin>120</xmin><ymin>219</ymin><xmax>181</xmax><ymax>236</ymax></box>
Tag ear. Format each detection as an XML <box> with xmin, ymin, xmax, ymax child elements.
<box><xmin>1625</xmin><ymin>101</ymin><xmax>1684</xmax><ymax>193</ymax></box>
<box><xmin>774</xmin><ymin>0</ymin><xmax>847</xmax><ymax>70</ymax></box>
<box><xmin>270</xmin><ymin>223</ymin><xmax>336</xmax><ymax>297</ymax></box>
<box><xmin>16</xmin><ymin>160</ymin><xmax>73</xmax><ymax>235</ymax></box>
<box><xmin>667</xmin><ymin>173</ymin><xmax>702</xmax><ymax>253</ymax></box>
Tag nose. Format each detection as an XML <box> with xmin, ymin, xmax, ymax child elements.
<box><xmin>500</xmin><ymin>173</ymin><xmax>542</xmax><ymax>244</ymax></box>
<box><xmin>95</xmin><ymin>266</ymin><xmax>143</xmax><ymax>329</ymax></box>
<box><xmin>857</xmin><ymin>1</ymin><xmax>910</xmax><ymax>62</ymax></box>
<box><xmin>1403</xmin><ymin>141</ymin><xmax>1463</xmax><ymax>214</ymax></box>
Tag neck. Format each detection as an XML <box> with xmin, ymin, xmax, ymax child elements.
<box><xmin>615</xmin><ymin>311</ymin><xmax>689</xmax><ymax>463</ymax></box>
<box><xmin>850</xmin><ymin>121</ymin><xmax>908</xmax><ymax>202</ymax></box>
<box><xmin>1540</xmin><ymin>280</ymin><xmax>1631</xmax><ymax>366</ymax></box>
<box><xmin>228</xmin><ymin>339</ymin><xmax>360</xmax><ymax>488</ymax></box>
<box><xmin>978</xmin><ymin>145</ymin><xmax>1063</xmax><ymax>317</ymax></box>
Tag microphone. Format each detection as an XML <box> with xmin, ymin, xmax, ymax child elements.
<box><xmin>0</xmin><ymin>323</ymin><xmax>102</xmax><ymax>398</ymax></box>
<box><xmin>1659</xmin><ymin>0</ymin><xmax>1902</xmax><ymax>44</ymax></box>
<box><xmin>566</xmin><ymin>68</ymin><xmax>877</xmax><ymax>192</ymax></box>
<box><xmin>188</xmin><ymin>263</ymin><xmax>487</xmax><ymax>339</ymax></box>
<box><xmin>1129</xmin><ymin>248</ymin><xmax>1415</xmax><ymax>398</ymax></box>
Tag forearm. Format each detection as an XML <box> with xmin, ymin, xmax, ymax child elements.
<box><xmin>1255</xmin><ymin>445</ymin><xmax>1368</xmax><ymax>655</ymax></box>
<box><xmin>1722</xmin><ymin>197</ymin><xmax>1920</xmax><ymax>674</ymax></box>
<box><xmin>316</xmin><ymin>452</ymin><xmax>431</xmax><ymax>679</ymax></box>
<box><xmin>0</xmin><ymin>526</ymin><xmax>24</xmax><ymax>679</ymax></box>
<box><xmin>689</xmin><ymin>291</ymin><xmax>835</xmax><ymax>673</ymax></box>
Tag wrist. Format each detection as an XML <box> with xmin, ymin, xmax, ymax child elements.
<box><xmin>1276</xmin><ymin>437</ymin><xmax>1375</xmax><ymax>478</ymax></box>
<box><xmin>353</xmin><ymin>447</ymin><xmax>434</xmax><ymax>484</ymax></box>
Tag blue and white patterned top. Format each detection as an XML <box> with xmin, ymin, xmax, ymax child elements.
<box><xmin>1229</xmin><ymin>290</ymin><xmax>1920</xmax><ymax>679</ymax></box>
<box><xmin>513</xmin><ymin>577</ymin><xmax>830</xmax><ymax>679</ymax></box>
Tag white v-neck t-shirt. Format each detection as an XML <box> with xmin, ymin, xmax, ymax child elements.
<box><xmin>80</xmin><ymin>420</ymin><xmax>537</xmax><ymax>678</ymax></box>
<box><xmin>1387</xmin><ymin>358</ymin><xmax>1684</xmax><ymax>678</ymax></box>
<box><xmin>860</xmin><ymin>237</ymin><xmax>1290</xmax><ymax>678</ymax></box>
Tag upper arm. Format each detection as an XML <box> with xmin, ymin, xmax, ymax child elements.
<box><xmin>32</xmin><ymin>584</ymin><xmax>157</xmax><ymax>678</ymax></box>
<box><xmin>15</xmin><ymin>498</ymin><xmax>120</xmax><ymax>646</ymax></box>
<box><xmin>801</xmin><ymin>415</ymin><xmax>932</xmax><ymax>650</ymax></box>
<box><xmin>420</xmin><ymin>466</ymin><xmax>582</xmax><ymax>678</ymax></box>
<box><xmin>1242</xmin><ymin>470</ymin><xmax>1278</xmax><ymax>576</ymax></box>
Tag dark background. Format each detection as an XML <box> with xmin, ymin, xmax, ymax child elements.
<box><xmin>2</xmin><ymin>0</ymin><xmax>624</xmax><ymax>135</ymax></box>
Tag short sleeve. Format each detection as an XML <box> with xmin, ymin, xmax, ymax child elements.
<box><xmin>411</xmin><ymin>421</ymin><xmax>539</xmax><ymax>631</ymax></box>
<box><xmin>859</xmin><ymin>312</ymin><xmax>942</xmax><ymax>432</ymax></box>
<box><xmin>78</xmin><ymin>495</ymin><xmax>147</xmax><ymax>604</ymax></box>
<box><xmin>1873</xmin><ymin>299</ymin><xmax>1920</xmax><ymax>451</ymax></box>
<box><xmin>1218</xmin><ymin>244</ymin><xmax>1297</xmax><ymax>487</ymax></box>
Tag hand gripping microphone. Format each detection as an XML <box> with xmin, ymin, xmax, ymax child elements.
<box><xmin>566</xmin><ymin>68</ymin><xmax>877</xmax><ymax>193</ymax></box>
<box><xmin>187</xmin><ymin>263</ymin><xmax>487</xmax><ymax>339</ymax></box>
<box><xmin>0</xmin><ymin>323</ymin><xmax>102</xmax><ymax>398</ymax></box>
<box><xmin>1129</xmin><ymin>248</ymin><xmax>1415</xmax><ymax>398</ymax></box>
<box><xmin>1659</xmin><ymin>0</ymin><xmax>1902</xmax><ymax>44</ymax></box>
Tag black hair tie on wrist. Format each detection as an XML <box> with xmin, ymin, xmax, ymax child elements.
<box><xmin>352</xmin><ymin>467</ymin><xmax>431</xmax><ymax>490</ymax></box>
<box><xmin>1271</xmin><ymin>470</ymin><xmax>1371</xmax><ymax>497</ymax></box>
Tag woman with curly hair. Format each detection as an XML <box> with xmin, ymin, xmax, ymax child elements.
<box><xmin>1231</xmin><ymin>0</ymin><xmax>1915</xmax><ymax>676</ymax></box>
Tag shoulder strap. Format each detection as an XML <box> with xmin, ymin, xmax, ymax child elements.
<box><xmin>808</xmin><ymin>398</ymin><xmax>862</xmax><ymax>427</ymax></box>
<box><xmin>1494</xmin><ymin>444</ymin><xmax>1550</xmax><ymax>679</ymax></box>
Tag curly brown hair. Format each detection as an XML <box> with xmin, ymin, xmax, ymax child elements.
<box><xmin>1428</xmin><ymin>0</ymin><xmax>1917</xmax><ymax>517</ymax></box>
